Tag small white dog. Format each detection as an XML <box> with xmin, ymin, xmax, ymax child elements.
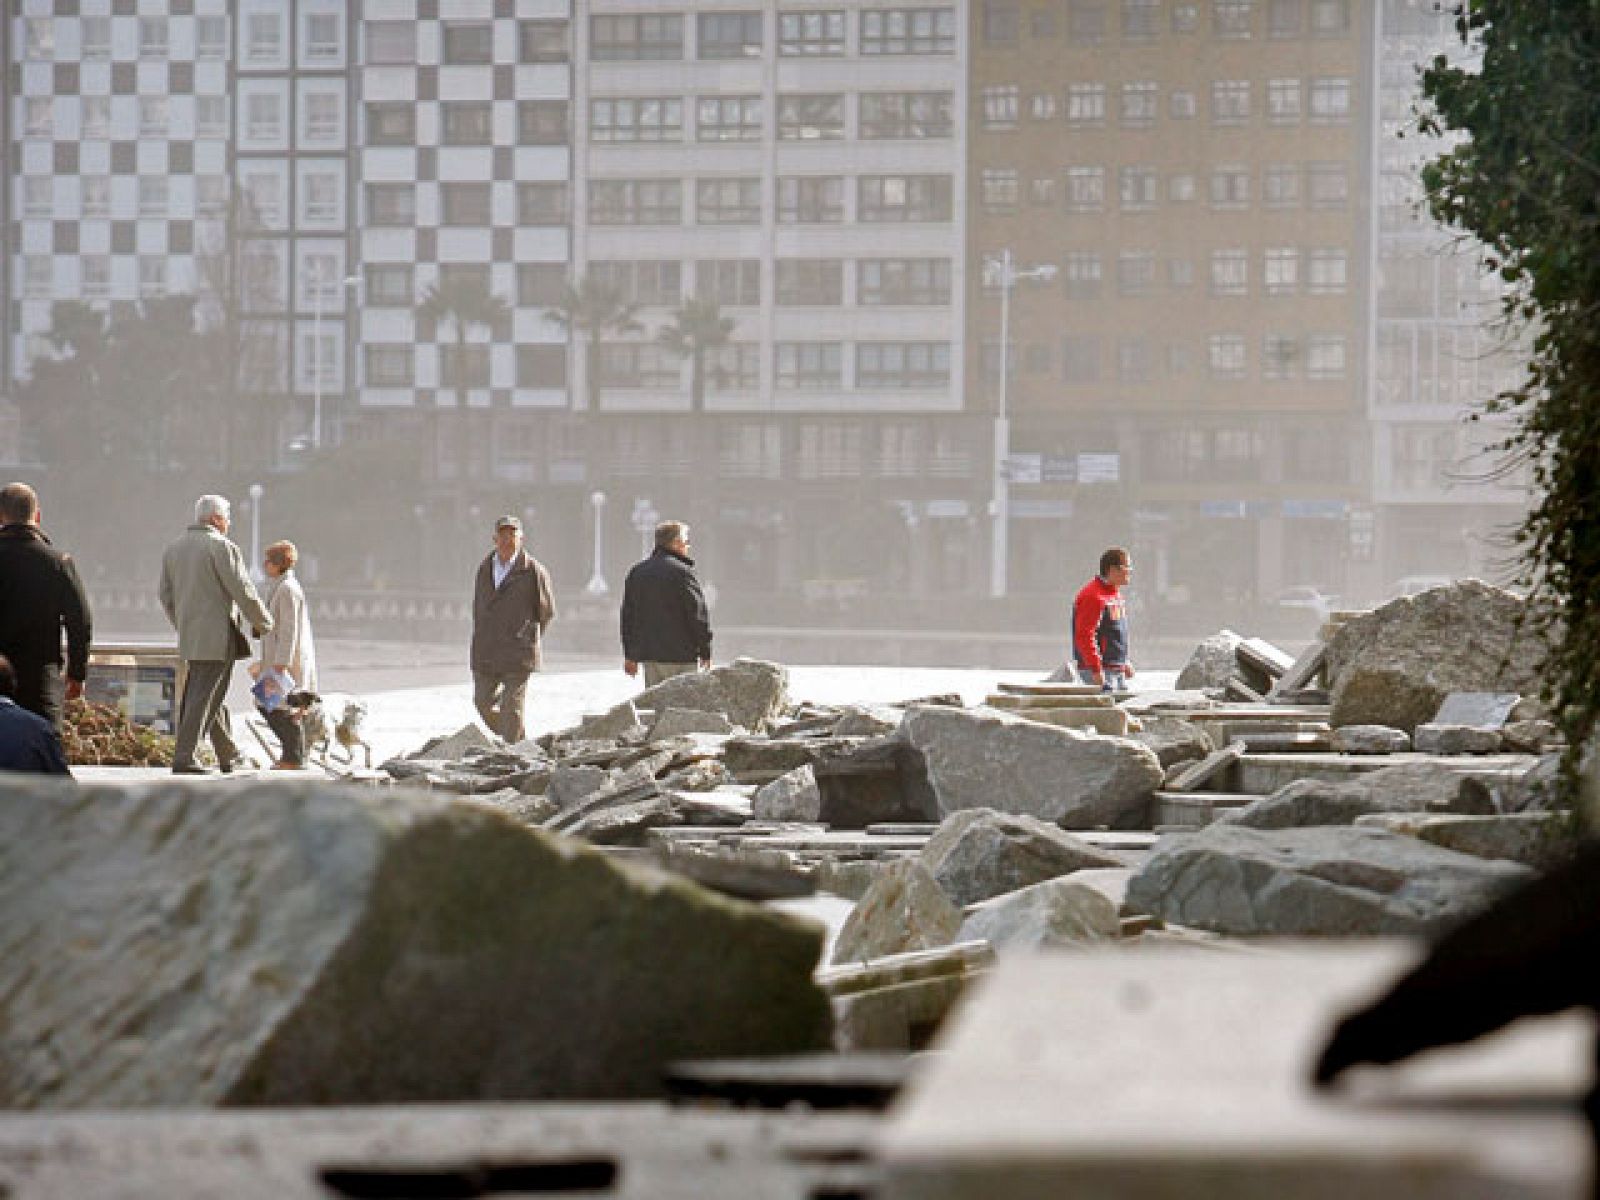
<box><xmin>286</xmin><ymin>692</ymin><xmax>373</xmax><ymax>769</ymax></box>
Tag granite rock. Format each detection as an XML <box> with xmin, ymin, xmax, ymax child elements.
<box><xmin>921</xmin><ymin>808</ymin><xmax>1129</xmax><ymax>907</ymax></box>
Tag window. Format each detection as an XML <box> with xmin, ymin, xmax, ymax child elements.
<box><xmin>1067</xmin><ymin>83</ymin><xmax>1106</xmax><ymax>125</ymax></box>
<box><xmin>696</xmin><ymin>178</ymin><xmax>761</xmax><ymax>225</ymax></box>
<box><xmin>1119</xmin><ymin>166</ymin><xmax>1157</xmax><ymax>211</ymax></box>
<box><xmin>518</xmin><ymin>101</ymin><xmax>569</xmax><ymax>145</ymax></box>
<box><xmin>1307</xmin><ymin>334</ymin><xmax>1346</xmax><ymax>379</ymax></box>
<box><xmin>798</xmin><ymin>423</ymin><xmax>865</xmax><ymax>478</ymax></box>
<box><xmin>135</xmin><ymin>257</ymin><xmax>165</xmax><ymax>298</ymax></box>
<box><xmin>1308</xmin><ymin>248</ymin><xmax>1348</xmax><ymax>293</ymax></box>
<box><xmin>1311</xmin><ymin>0</ymin><xmax>1350</xmax><ymax>35</ymax></box>
<box><xmin>197</xmin><ymin>176</ymin><xmax>227</xmax><ymax>215</ymax></box>
<box><xmin>778</xmin><ymin>94</ymin><xmax>845</xmax><ymax>140</ymax></box>
<box><xmin>1209</xmin><ymin>166</ymin><xmax>1250</xmax><ymax>208</ymax></box>
<box><xmin>982</xmin><ymin>86</ymin><xmax>1020</xmax><ymax>130</ymax></box>
<box><xmin>367</xmin><ymin>21</ymin><xmax>415</xmax><ymax>64</ymax></box>
<box><xmin>1212</xmin><ymin>80</ymin><xmax>1251</xmax><ymax>123</ymax></box>
<box><xmin>303</xmin><ymin>255</ymin><xmax>343</xmax><ymax>305</ymax></box>
<box><xmin>244</xmin><ymin>94</ymin><xmax>278</xmax><ymax>140</ymax></box>
<box><xmin>518</xmin><ymin>182</ymin><xmax>568</xmax><ymax>225</ymax></box>
<box><xmin>1123</xmin><ymin>0</ymin><xmax>1160</xmax><ymax>37</ymax></box>
<box><xmin>857</xmin><ymin>342</ymin><xmax>949</xmax><ymax>388</ymax></box>
<box><xmin>696</xmin><ymin>260</ymin><xmax>761</xmax><ymax>306</ymax></box>
<box><xmin>589</xmin><ymin>179</ymin><xmax>682</xmax><ymax>225</ymax></box>
<box><xmin>82</xmin><ymin>17</ymin><xmax>111</xmax><ymax>59</ymax></box>
<box><xmin>1031</xmin><ymin>176</ymin><xmax>1059</xmax><ymax>206</ymax></box>
<box><xmin>1031</xmin><ymin>92</ymin><xmax>1059</xmax><ymax>120</ymax></box>
<box><xmin>860</xmin><ymin>175</ymin><xmax>952</xmax><ymax>222</ymax></box>
<box><xmin>860</xmin><ymin>8</ymin><xmax>956</xmax><ymax>54</ymax></box>
<box><xmin>699</xmin><ymin>12</ymin><xmax>763</xmax><ymax>58</ymax></box>
<box><xmin>1032</xmin><ymin>6</ymin><xmax>1060</xmax><ymax>36</ymax></box>
<box><xmin>367</xmin><ymin>103</ymin><xmax>415</xmax><ymax>145</ymax></box>
<box><xmin>198</xmin><ymin>96</ymin><xmax>228</xmax><ymax>138</ymax></box>
<box><xmin>1208</xmin><ymin>334</ymin><xmax>1246</xmax><ymax>378</ymax></box>
<box><xmin>24</xmin><ymin>99</ymin><xmax>51</xmax><ymax>137</ymax></box>
<box><xmin>1309</xmin><ymin>162</ymin><xmax>1349</xmax><ymax>207</ymax></box>
<box><xmin>1169</xmin><ymin>257</ymin><xmax>1195</xmax><ymax>287</ymax></box>
<box><xmin>439</xmin><ymin>344</ymin><xmax>491</xmax><ymax>389</ymax></box>
<box><xmin>366</xmin><ymin>346</ymin><xmax>414</xmax><ymax>388</ymax></box>
<box><xmin>444</xmin><ymin>102</ymin><xmax>493</xmax><ymax>145</ymax></box>
<box><xmin>1214</xmin><ymin>0</ymin><xmax>1253</xmax><ymax>36</ymax></box>
<box><xmin>859</xmin><ymin>258</ymin><xmax>951</xmax><ymax>305</ymax></box>
<box><xmin>1170</xmin><ymin>89</ymin><xmax>1198</xmax><ymax>119</ymax></box>
<box><xmin>981</xmin><ymin>169</ymin><xmax>1020</xmax><ymax>213</ymax></box>
<box><xmin>1118</xmin><ymin>337</ymin><xmax>1152</xmax><ymax>383</ymax></box>
<box><xmin>591</xmin><ymin>97</ymin><xmax>682</xmax><ymax>143</ymax></box>
<box><xmin>248</xmin><ymin>13</ymin><xmax>282</xmax><ymax>60</ymax></box>
<box><xmin>721</xmin><ymin>422</ymin><xmax>782</xmax><ymax>477</ymax></box>
<box><xmin>1264</xmin><ymin>247</ymin><xmax>1299</xmax><ymax>294</ymax></box>
<box><xmin>591</xmin><ymin>260</ymin><xmax>682</xmax><ymax>306</ymax></box>
<box><xmin>984</xmin><ymin>2</ymin><xmax>1020</xmax><ymax>42</ymax></box>
<box><xmin>1066</xmin><ymin>166</ymin><xmax>1105</xmax><ymax>211</ymax></box>
<box><xmin>1268</xmin><ymin>0</ymin><xmax>1302</xmax><ymax>35</ymax></box>
<box><xmin>1309</xmin><ymin>77</ymin><xmax>1351</xmax><ymax>122</ymax></box>
<box><xmin>777</xmin><ymin>176</ymin><xmax>845</xmax><ymax>223</ymax></box>
<box><xmin>1062</xmin><ymin>336</ymin><xmax>1100</xmax><ymax>382</ymax></box>
<box><xmin>367</xmin><ymin>183</ymin><xmax>415</xmax><ymax>226</ymax></box>
<box><xmin>517</xmin><ymin>345</ymin><xmax>567</xmax><ymax>389</ymax></box>
<box><xmin>305</xmin><ymin>93</ymin><xmax>341</xmax><ymax>141</ymax></box>
<box><xmin>860</xmin><ymin>92</ymin><xmax>953</xmax><ymax>139</ymax></box>
<box><xmin>780</xmin><ymin>11</ymin><xmax>847</xmax><ymax>55</ymax></box>
<box><xmin>302</xmin><ymin>173</ymin><xmax>338</xmax><ymax>222</ymax></box>
<box><xmin>22</xmin><ymin>177</ymin><xmax>50</xmax><ymax>217</ymax></box>
<box><xmin>82</xmin><ymin>257</ymin><xmax>111</xmax><ymax>299</ymax></box>
<box><xmin>441</xmin><ymin>183</ymin><xmax>491</xmax><ymax>225</ymax></box>
<box><xmin>139</xmin><ymin>16</ymin><xmax>168</xmax><ymax>58</ymax></box>
<box><xmin>23</xmin><ymin>257</ymin><xmax>51</xmax><ymax>298</ymax></box>
<box><xmin>520</xmin><ymin>19</ymin><xmax>569</xmax><ymax>62</ymax></box>
<box><xmin>443</xmin><ymin>22</ymin><xmax>493</xmax><ymax>63</ymax></box>
<box><xmin>138</xmin><ymin>176</ymin><xmax>168</xmax><ymax>217</ymax></box>
<box><xmin>591</xmin><ymin>14</ymin><xmax>683</xmax><ymax>60</ymax></box>
<box><xmin>1263</xmin><ymin>334</ymin><xmax>1298</xmax><ymax>379</ymax></box>
<box><xmin>775</xmin><ymin>343</ymin><xmax>843</xmax><ymax>389</ymax></box>
<box><xmin>697</xmin><ymin>96</ymin><xmax>763</xmax><ymax>142</ymax></box>
<box><xmin>366</xmin><ymin>264</ymin><xmax>414</xmax><ymax>307</ymax></box>
<box><xmin>1064</xmin><ymin>252</ymin><xmax>1102</xmax><ymax>297</ymax></box>
<box><xmin>599</xmin><ymin>343</ymin><xmax>679</xmax><ymax>388</ymax></box>
<box><xmin>1121</xmin><ymin>82</ymin><xmax>1158</xmax><ymax>126</ymax></box>
<box><xmin>776</xmin><ymin>260</ymin><xmax>844</xmax><ymax>305</ymax></box>
<box><xmin>517</xmin><ymin>264</ymin><xmax>568</xmax><ymax>306</ymax></box>
<box><xmin>1118</xmin><ymin>251</ymin><xmax>1156</xmax><ymax>295</ymax></box>
<box><xmin>1169</xmin><ymin>172</ymin><xmax>1197</xmax><ymax>202</ymax></box>
<box><xmin>306</xmin><ymin>14</ymin><xmax>340</xmax><ymax>60</ymax></box>
<box><xmin>1264</xmin><ymin>164</ymin><xmax>1301</xmax><ymax>207</ymax></box>
<box><xmin>708</xmin><ymin>345</ymin><xmax>760</xmax><ymax>391</ymax></box>
<box><xmin>1267</xmin><ymin>78</ymin><xmax>1301</xmax><ymax>122</ymax></box>
<box><xmin>1210</xmin><ymin>249</ymin><xmax>1248</xmax><ymax>295</ymax></box>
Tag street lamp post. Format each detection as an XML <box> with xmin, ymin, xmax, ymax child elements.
<box><xmin>247</xmin><ymin>483</ymin><xmax>264</xmax><ymax>581</ymax></box>
<box><xmin>985</xmin><ymin>250</ymin><xmax>1058</xmax><ymax>599</ymax></box>
<box><xmin>585</xmin><ymin>491</ymin><xmax>609</xmax><ymax>597</ymax></box>
<box><xmin>631</xmin><ymin>497</ymin><xmax>659</xmax><ymax>558</ymax></box>
<box><xmin>310</xmin><ymin>268</ymin><xmax>361</xmax><ymax>451</ymax></box>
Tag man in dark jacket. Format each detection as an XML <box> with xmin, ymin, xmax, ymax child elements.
<box><xmin>0</xmin><ymin>655</ymin><xmax>71</xmax><ymax>776</ymax></box>
<box><xmin>621</xmin><ymin>520</ymin><xmax>712</xmax><ymax>687</ymax></box>
<box><xmin>0</xmin><ymin>483</ymin><xmax>93</xmax><ymax>730</ymax></box>
<box><xmin>471</xmin><ymin>515</ymin><xmax>556</xmax><ymax>742</ymax></box>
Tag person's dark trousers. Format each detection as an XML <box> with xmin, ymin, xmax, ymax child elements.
<box><xmin>12</xmin><ymin>662</ymin><xmax>64</xmax><ymax>731</ymax></box>
<box><xmin>473</xmin><ymin>670</ymin><xmax>530</xmax><ymax>742</ymax></box>
<box><xmin>173</xmin><ymin>659</ymin><xmax>241</xmax><ymax>770</ymax></box>
<box><xmin>261</xmin><ymin>704</ymin><xmax>305</xmax><ymax>766</ymax></box>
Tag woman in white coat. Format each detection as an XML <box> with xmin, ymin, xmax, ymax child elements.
<box><xmin>252</xmin><ymin>540</ymin><xmax>318</xmax><ymax>769</ymax></box>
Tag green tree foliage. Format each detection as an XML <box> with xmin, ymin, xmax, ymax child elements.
<box><xmin>657</xmin><ymin>295</ymin><xmax>735</xmax><ymax>413</ymax></box>
<box><xmin>1419</xmin><ymin>4</ymin><xmax>1600</xmax><ymax>786</ymax></box>
<box><xmin>543</xmin><ymin>276</ymin><xmax>640</xmax><ymax>412</ymax></box>
<box><xmin>416</xmin><ymin>274</ymin><xmax>511</xmax><ymax>411</ymax></box>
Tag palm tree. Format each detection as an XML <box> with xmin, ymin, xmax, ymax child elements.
<box><xmin>543</xmin><ymin>275</ymin><xmax>641</xmax><ymax>411</ymax></box>
<box><xmin>657</xmin><ymin>295</ymin><xmax>735</xmax><ymax>413</ymax></box>
<box><xmin>418</xmin><ymin>274</ymin><xmax>511</xmax><ymax>481</ymax></box>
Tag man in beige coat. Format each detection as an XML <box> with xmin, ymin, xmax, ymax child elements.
<box><xmin>159</xmin><ymin>494</ymin><xmax>273</xmax><ymax>775</ymax></box>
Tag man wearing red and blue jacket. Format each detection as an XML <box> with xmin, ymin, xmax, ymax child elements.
<box><xmin>1072</xmin><ymin>547</ymin><xmax>1135</xmax><ymax>691</ymax></box>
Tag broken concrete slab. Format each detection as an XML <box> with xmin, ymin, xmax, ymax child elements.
<box><xmin>635</xmin><ymin>658</ymin><xmax>790</xmax><ymax>734</ymax></box>
<box><xmin>1432</xmin><ymin>691</ymin><xmax>1522</xmax><ymax>729</ymax></box>
<box><xmin>1266</xmin><ymin>641</ymin><xmax>1328</xmax><ymax>701</ymax></box>
<box><xmin>1174</xmin><ymin>631</ymin><xmax>1245</xmax><ymax>691</ymax></box>
<box><xmin>1237</xmin><ymin>637</ymin><xmax>1296</xmax><ymax>680</ymax></box>
<box><xmin>830</xmin><ymin>859</ymin><xmax>963</xmax><ymax>965</ymax></box>
<box><xmin>1005</xmin><ymin>705</ymin><xmax>1132</xmax><ymax>736</ymax></box>
<box><xmin>0</xmin><ymin>779</ymin><xmax>832</xmax><ymax>1107</ymax></box>
<box><xmin>752</xmin><ymin>765</ymin><xmax>822</xmax><ymax>822</ymax></box>
<box><xmin>957</xmin><ymin>876</ymin><xmax>1121</xmax><ymax>952</ymax></box>
<box><xmin>1353</xmin><ymin>811</ymin><xmax>1578</xmax><ymax>871</ymax></box>
<box><xmin>648</xmin><ymin>707</ymin><xmax>735</xmax><ymax>741</ymax></box>
<box><xmin>1129</xmin><ymin>715</ymin><xmax>1214</xmax><ymax>768</ymax></box>
<box><xmin>410</xmin><ymin>722</ymin><xmax>495</xmax><ymax>761</ymax></box>
<box><xmin>920</xmin><ymin>808</ymin><xmax>1129</xmax><ymax>907</ymax></box>
<box><xmin>1414</xmin><ymin>724</ymin><xmax>1503</xmax><ymax>756</ymax></box>
<box><xmin>1330</xmin><ymin>725</ymin><xmax>1410</xmax><ymax>755</ymax></box>
<box><xmin>1164</xmin><ymin>741</ymin><xmax>1247</xmax><ymax>793</ymax></box>
<box><xmin>571</xmin><ymin>699</ymin><xmax>646</xmax><ymax>743</ymax></box>
<box><xmin>820</xmin><ymin>941</ymin><xmax>994</xmax><ymax>1053</ymax></box>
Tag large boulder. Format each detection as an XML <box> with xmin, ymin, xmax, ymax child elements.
<box><xmin>920</xmin><ymin>808</ymin><xmax>1129</xmax><ymax>907</ymax></box>
<box><xmin>1220</xmin><ymin>762</ymin><xmax>1498</xmax><ymax>831</ymax></box>
<box><xmin>1354</xmin><ymin>811</ymin><xmax>1578</xmax><ymax>871</ymax></box>
<box><xmin>899</xmin><ymin>705</ymin><xmax>1163</xmax><ymax>830</ymax></box>
<box><xmin>752</xmin><ymin>765</ymin><xmax>822</xmax><ymax>822</ymax></box>
<box><xmin>0</xmin><ymin>779</ymin><xmax>830</xmax><ymax>1108</ymax></box>
<box><xmin>831</xmin><ymin>859</ymin><xmax>962</xmax><ymax>965</ymax></box>
<box><xmin>1130</xmin><ymin>715</ymin><xmax>1214</xmax><ymax>768</ymax></box>
<box><xmin>1326</xmin><ymin>581</ymin><xmax>1545</xmax><ymax>732</ymax></box>
<box><xmin>957</xmin><ymin>877</ymin><xmax>1121</xmax><ymax>952</ymax></box>
<box><xmin>1175</xmin><ymin>630</ymin><xmax>1245</xmax><ymax>691</ymax></box>
<box><xmin>636</xmin><ymin>658</ymin><xmax>790</xmax><ymax>733</ymax></box>
<box><xmin>1126</xmin><ymin>824</ymin><xmax>1532</xmax><ymax>935</ymax></box>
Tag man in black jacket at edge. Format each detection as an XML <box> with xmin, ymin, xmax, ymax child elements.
<box><xmin>0</xmin><ymin>483</ymin><xmax>93</xmax><ymax>731</ymax></box>
<box><xmin>621</xmin><ymin>520</ymin><xmax>712</xmax><ymax>688</ymax></box>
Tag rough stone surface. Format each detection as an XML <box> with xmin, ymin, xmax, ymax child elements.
<box><xmin>469</xmin><ymin>788</ymin><xmax>561</xmax><ymax>827</ymax></box>
<box><xmin>957</xmin><ymin>877</ymin><xmax>1121</xmax><ymax>952</ymax></box>
<box><xmin>1126</xmin><ymin>824</ymin><xmax>1532</xmax><ymax>935</ymax></box>
<box><xmin>1065</xmin><ymin>866</ymin><xmax>1134</xmax><ymax>913</ymax></box>
<box><xmin>1327</xmin><ymin>581</ymin><xmax>1545</xmax><ymax>732</ymax></box>
<box><xmin>1130</xmin><ymin>716</ymin><xmax>1215</xmax><ymax>768</ymax></box>
<box><xmin>752</xmin><ymin>765</ymin><xmax>822</xmax><ymax>822</ymax></box>
<box><xmin>1414</xmin><ymin>723</ymin><xmax>1503</xmax><ymax>756</ymax></box>
<box><xmin>571</xmin><ymin>700</ymin><xmax>645</xmax><ymax>743</ymax></box>
<box><xmin>648</xmin><ymin>707</ymin><xmax>735</xmax><ymax>741</ymax></box>
<box><xmin>1329</xmin><ymin>725</ymin><xmax>1410</xmax><ymax>756</ymax></box>
<box><xmin>1219</xmin><ymin>763</ymin><xmax>1486</xmax><ymax>830</ymax></box>
<box><xmin>899</xmin><ymin>705</ymin><xmax>1163</xmax><ymax>830</ymax></box>
<box><xmin>1353</xmin><ymin>811</ymin><xmax>1578</xmax><ymax>871</ymax></box>
<box><xmin>413</xmin><ymin>723</ymin><xmax>494</xmax><ymax>760</ymax></box>
<box><xmin>920</xmin><ymin>808</ymin><xmax>1129</xmax><ymax>907</ymax></box>
<box><xmin>636</xmin><ymin>659</ymin><xmax>790</xmax><ymax>734</ymax></box>
<box><xmin>547</xmin><ymin>764</ymin><xmax>608</xmax><ymax>809</ymax></box>
<box><xmin>831</xmin><ymin>859</ymin><xmax>962</xmax><ymax>965</ymax></box>
<box><xmin>1175</xmin><ymin>631</ymin><xmax>1245</xmax><ymax>691</ymax></box>
<box><xmin>1500</xmin><ymin>719</ymin><xmax>1561</xmax><ymax>753</ymax></box>
<box><xmin>831</xmin><ymin>706</ymin><xmax>904</xmax><ymax>738</ymax></box>
<box><xmin>1011</xmin><ymin>706</ymin><xmax>1131</xmax><ymax>736</ymax></box>
<box><xmin>0</xmin><ymin>779</ymin><xmax>832</xmax><ymax>1108</ymax></box>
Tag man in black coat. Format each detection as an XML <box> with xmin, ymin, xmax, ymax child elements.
<box><xmin>0</xmin><ymin>483</ymin><xmax>93</xmax><ymax>730</ymax></box>
<box><xmin>470</xmin><ymin>515</ymin><xmax>556</xmax><ymax>743</ymax></box>
<box><xmin>621</xmin><ymin>520</ymin><xmax>712</xmax><ymax>688</ymax></box>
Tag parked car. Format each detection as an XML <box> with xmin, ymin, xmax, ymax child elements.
<box><xmin>1272</xmin><ymin>585</ymin><xmax>1338</xmax><ymax>623</ymax></box>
